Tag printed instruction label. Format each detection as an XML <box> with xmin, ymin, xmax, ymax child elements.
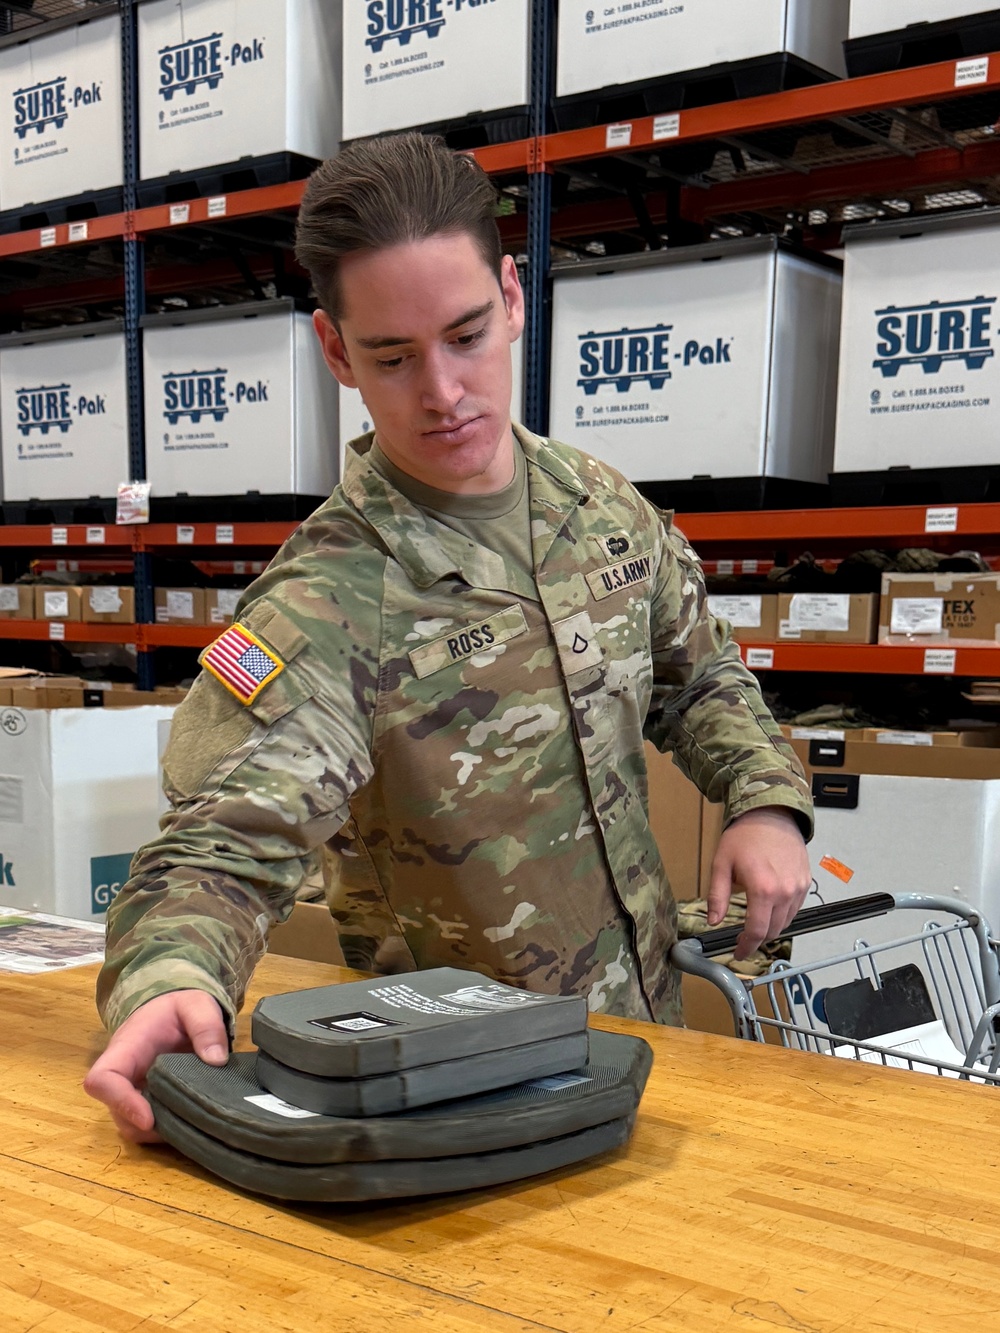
<box><xmin>40</xmin><ymin>227</ymin><xmax>56</xmax><ymax>248</ymax></box>
<box><xmin>745</xmin><ymin>648</ymin><xmax>774</xmax><ymax>669</ymax></box>
<box><xmin>606</xmin><ymin>122</ymin><xmax>632</xmax><ymax>148</ymax></box>
<box><xmin>207</xmin><ymin>196</ymin><xmax>227</xmax><ymax>218</ymax></box>
<box><xmin>51</xmin><ymin>527</ymin><xmax>68</xmax><ymax>545</ymax></box>
<box><xmin>169</xmin><ymin>204</ymin><xmax>190</xmax><ymax>225</ymax></box>
<box><xmin>790</xmin><ymin>728</ymin><xmax>845</xmax><ymax>741</ymax></box>
<box><xmin>715</xmin><ymin>559</ymin><xmax>734</xmax><ymax>575</ymax></box>
<box><xmin>89</xmin><ymin>587</ymin><xmax>122</xmax><ymax>614</ymax></box>
<box><xmin>86</xmin><ymin>526</ymin><xmax>105</xmax><ymax>545</ymax></box>
<box><xmin>925</xmin><ymin>506</ymin><xmax>959</xmax><ymax>533</ymax></box>
<box><xmin>244</xmin><ymin>1093</ymin><xmax>318</xmax><ymax>1119</ymax></box>
<box><xmin>68</xmin><ymin>222</ymin><xmax>89</xmax><ymax>243</ymax></box>
<box><xmin>215</xmin><ymin>524</ymin><xmax>235</xmax><ymax>544</ymax></box>
<box><xmin>176</xmin><ymin>525</ymin><xmax>195</xmax><ymax>544</ymax></box>
<box><xmin>890</xmin><ymin>598</ymin><xmax>944</xmax><ymax>636</ymax></box>
<box><xmin>924</xmin><ymin>648</ymin><xmax>957</xmax><ymax>674</ymax></box>
<box><xmin>707</xmin><ymin>594</ymin><xmax>762</xmax><ymax>628</ymax></box>
<box><xmin>876</xmin><ymin>730</ymin><xmax>933</xmax><ymax>747</ymax></box>
<box><xmin>48</xmin><ymin>622</ymin><xmax>65</xmax><ymax>640</ymax></box>
<box><xmin>653</xmin><ymin>112</ymin><xmax>681</xmax><ymax>140</ymax></box>
<box><xmin>956</xmin><ymin>56</ymin><xmax>989</xmax><ymax>87</ymax></box>
<box><xmin>0</xmin><ymin>588</ymin><xmax>19</xmax><ymax>611</ymax></box>
<box><xmin>789</xmin><ymin>593</ymin><xmax>851</xmax><ymax>634</ymax></box>
<box><xmin>165</xmin><ymin>590</ymin><xmax>194</xmax><ymax>621</ymax></box>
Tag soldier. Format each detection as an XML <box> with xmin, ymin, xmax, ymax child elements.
<box><xmin>85</xmin><ymin>133</ymin><xmax>813</xmax><ymax>1142</ymax></box>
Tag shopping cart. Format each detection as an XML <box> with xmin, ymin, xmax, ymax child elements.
<box><xmin>671</xmin><ymin>892</ymin><xmax>1000</xmax><ymax>1085</ymax></box>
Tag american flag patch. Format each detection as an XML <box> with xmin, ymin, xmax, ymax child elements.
<box><xmin>200</xmin><ymin>624</ymin><xmax>285</xmax><ymax>704</ymax></box>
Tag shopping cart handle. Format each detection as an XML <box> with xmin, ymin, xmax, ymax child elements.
<box><xmin>693</xmin><ymin>893</ymin><xmax>897</xmax><ymax>956</ymax></box>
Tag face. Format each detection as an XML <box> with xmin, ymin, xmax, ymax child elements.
<box><xmin>313</xmin><ymin>232</ymin><xmax>524</xmax><ymax>494</ymax></box>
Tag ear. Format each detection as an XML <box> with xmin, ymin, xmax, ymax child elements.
<box><xmin>500</xmin><ymin>254</ymin><xmax>525</xmax><ymax>344</ymax></box>
<box><xmin>313</xmin><ymin>309</ymin><xmax>358</xmax><ymax>388</ymax></box>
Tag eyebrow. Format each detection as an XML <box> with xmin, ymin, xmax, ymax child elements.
<box><xmin>354</xmin><ymin>300</ymin><xmax>495</xmax><ymax>350</ymax></box>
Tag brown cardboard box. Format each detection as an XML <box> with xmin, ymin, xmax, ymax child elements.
<box><xmin>269</xmin><ymin>899</ymin><xmax>347</xmax><ymax>967</ymax></box>
<box><xmin>205</xmin><ymin>588</ymin><xmax>244</xmax><ymax>628</ymax></box>
<box><xmin>82</xmin><ymin>586</ymin><xmax>135</xmax><ymax>624</ymax></box>
<box><xmin>645</xmin><ymin>742</ymin><xmax>704</xmax><ymax>900</ymax></box>
<box><xmin>707</xmin><ymin>593</ymin><xmax>778</xmax><ymax>645</ymax></box>
<box><xmin>789</xmin><ymin>733</ymin><xmax>1000</xmax><ymax>780</ymax></box>
<box><xmin>0</xmin><ymin>585</ymin><xmax>35</xmax><ymax>619</ymax></box>
<box><xmin>859</xmin><ymin>726</ymin><xmax>1000</xmax><ymax>748</ymax></box>
<box><xmin>879</xmin><ymin>572</ymin><xmax>1000</xmax><ymax>644</ymax></box>
<box><xmin>154</xmin><ymin>587</ymin><xmax>206</xmax><ymax>625</ymax></box>
<box><xmin>34</xmin><ymin>586</ymin><xmax>84</xmax><ymax>622</ymax></box>
<box><xmin>777</xmin><ymin>592</ymin><xmax>878</xmax><ymax>644</ymax></box>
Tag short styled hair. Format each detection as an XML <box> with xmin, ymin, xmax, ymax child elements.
<box><xmin>295</xmin><ymin>132</ymin><xmax>504</xmax><ymax>320</ymax></box>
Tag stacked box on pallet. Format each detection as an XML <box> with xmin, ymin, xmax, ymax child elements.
<box><xmin>833</xmin><ymin>209</ymin><xmax>1000</xmax><ymax>493</ymax></box>
<box><xmin>342</xmin><ymin>0</ymin><xmax>530</xmax><ymax>141</ymax></box>
<box><xmin>0</xmin><ymin>9</ymin><xmax>123</xmax><ymax>217</ymax></box>
<box><xmin>555</xmin><ymin>0</ymin><xmax>848</xmax><ymax>126</ymax></box>
<box><xmin>137</xmin><ymin>0</ymin><xmax>340</xmax><ymax>185</ymax></box>
<box><xmin>850</xmin><ymin>0</ymin><xmax>999</xmax><ymax>35</ymax></box>
<box><xmin>548</xmin><ymin>239</ymin><xmax>842</xmax><ymax>509</ymax></box>
<box><xmin>142</xmin><ymin>299</ymin><xmax>338</xmax><ymax>502</ymax></box>
<box><xmin>0</xmin><ymin>323</ymin><xmax>129</xmax><ymax>508</ymax></box>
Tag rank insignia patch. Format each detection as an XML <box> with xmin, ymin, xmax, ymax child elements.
<box><xmin>200</xmin><ymin>624</ymin><xmax>285</xmax><ymax>704</ymax></box>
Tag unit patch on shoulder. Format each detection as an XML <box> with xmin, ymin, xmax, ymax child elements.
<box><xmin>200</xmin><ymin>623</ymin><xmax>285</xmax><ymax>704</ymax></box>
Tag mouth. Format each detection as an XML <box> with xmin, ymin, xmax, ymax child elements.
<box><xmin>423</xmin><ymin>416</ymin><xmax>483</xmax><ymax>444</ymax></box>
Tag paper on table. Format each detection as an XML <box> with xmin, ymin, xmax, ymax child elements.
<box><xmin>830</xmin><ymin>1019</ymin><xmax>994</xmax><ymax>1081</ymax></box>
<box><xmin>0</xmin><ymin>907</ymin><xmax>105</xmax><ymax>973</ymax></box>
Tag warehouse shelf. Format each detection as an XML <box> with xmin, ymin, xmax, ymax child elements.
<box><xmin>137</xmin><ymin>522</ymin><xmax>298</xmax><ymax>551</ymax></box>
<box><xmin>739</xmin><ymin>643</ymin><xmax>1000</xmax><ymax>676</ymax></box>
<box><xmin>679</xmin><ymin>503</ymin><xmax>1000</xmax><ymax>545</ymax></box>
<box><xmin>138</xmin><ymin>623</ymin><xmax>216</xmax><ymax>650</ymax></box>
<box><xmin>0</xmin><ymin>619</ymin><xmax>137</xmax><ymax>643</ymax></box>
<box><xmin>0</xmin><ymin>524</ymin><xmax>134</xmax><ymax>548</ymax></box>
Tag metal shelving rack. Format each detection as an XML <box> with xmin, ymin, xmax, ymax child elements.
<box><xmin>4</xmin><ymin>3</ymin><xmax>1000</xmax><ymax>681</ymax></box>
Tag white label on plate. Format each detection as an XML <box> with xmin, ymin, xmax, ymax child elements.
<box><xmin>707</xmin><ymin>594</ymin><xmax>762</xmax><ymax>628</ymax></box>
<box><xmin>176</xmin><ymin>525</ymin><xmax>195</xmax><ymax>544</ymax></box>
<box><xmin>653</xmin><ymin>112</ymin><xmax>680</xmax><ymax>140</ymax></box>
<box><xmin>790</xmin><ymin>728</ymin><xmax>845</xmax><ymax>741</ymax></box>
<box><xmin>606</xmin><ymin>122</ymin><xmax>632</xmax><ymax>148</ymax></box>
<box><xmin>43</xmin><ymin>590</ymin><xmax>69</xmax><ymax>618</ymax></box>
<box><xmin>0</xmin><ymin>588</ymin><xmax>20</xmax><ymax>611</ymax></box>
<box><xmin>169</xmin><ymin>203</ymin><xmax>190</xmax><ymax>225</ymax></box>
<box><xmin>86</xmin><ymin>526</ymin><xmax>105</xmax><ymax>545</ymax></box>
<box><xmin>956</xmin><ymin>56</ymin><xmax>989</xmax><ymax>87</ymax></box>
<box><xmin>51</xmin><ymin>527</ymin><xmax>68</xmax><ymax>545</ymax></box>
<box><xmin>244</xmin><ymin>1093</ymin><xmax>318</xmax><ymax>1120</ymax></box>
<box><xmin>876</xmin><ymin>731</ymin><xmax>934</xmax><ymax>747</ymax></box>
<box><xmin>68</xmin><ymin>222</ymin><xmax>88</xmax><ymax>242</ymax></box>
<box><xmin>207</xmin><ymin>195</ymin><xmax>227</xmax><ymax>218</ymax></box>
<box><xmin>715</xmin><ymin>559</ymin><xmax>734</xmax><ymax>575</ymax></box>
<box><xmin>789</xmin><ymin>593</ymin><xmax>851</xmax><ymax>633</ymax></box>
<box><xmin>891</xmin><ymin>598</ymin><xmax>944</xmax><ymax>635</ymax></box>
<box><xmin>924</xmin><ymin>648</ymin><xmax>957</xmax><ymax>674</ymax></box>
<box><xmin>746</xmin><ymin>648</ymin><xmax>774</xmax><ymax>669</ymax></box>
<box><xmin>89</xmin><ymin>587</ymin><xmax>122</xmax><ymax>614</ymax></box>
<box><xmin>216</xmin><ymin>524</ymin><xmax>235</xmax><ymax>544</ymax></box>
<box><xmin>925</xmin><ymin>506</ymin><xmax>959</xmax><ymax>533</ymax></box>
<box><xmin>49</xmin><ymin>622</ymin><xmax>65</xmax><ymax>640</ymax></box>
<box><xmin>40</xmin><ymin>227</ymin><xmax>56</xmax><ymax>248</ymax></box>
<box><xmin>165</xmin><ymin>590</ymin><xmax>194</xmax><ymax>620</ymax></box>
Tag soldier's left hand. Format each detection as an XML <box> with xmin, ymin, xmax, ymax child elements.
<box><xmin>707</xmin><ymin>807</ymin><xmax>811</xmax><ymax>961</ymax></box>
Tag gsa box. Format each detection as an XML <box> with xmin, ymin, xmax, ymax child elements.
<box><xmin>343</xmin><ymin>0</ymin><xmax>530</xmax><ymax>140</ymax></box>
<box><xmin>833</xmin><ymin>209</ymin><xmax>1000</xmax><ymax>476</ymax></box>
<box><xmin>0</xmin><ymin>11</ymin><xmax>123</xmax><ymax>212</ymax></box>
<box><xmin>549</xmin><ymin>239</ymin><xmax>842</xmax><ymax>491</ymax></box>
<box><xmin>556</xmin><ymin>0</ymin><xmax>848</xmax><ymax>105</ymax></box>
<box><xmin>0</xmin><ymin>323</ymin><xmax>129</xmax><ymax>504</ymax></box>
<box><xmin>138</xmin><ymin>0</ymin><xmax>340</xmax><ymax>180</ymax></box>
<box><xmin>142</xmin><ymin>299</ymin><xmax>338</xmax><ymax>499</ymax></box>
<box><xmin>848</xmin><ymin>1</ymin><xmax>993</xmax><ymax>39</ymax></box>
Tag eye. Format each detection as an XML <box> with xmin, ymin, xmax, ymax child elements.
<box><xmin>374</xmin><ymin>355</ymin><xmax>404</xmax><ymax>371</ymax></box>
<box><xmin>456</xmin><ymin>327</ymin><xmax>487</xmax><ymax>348</ymax></box>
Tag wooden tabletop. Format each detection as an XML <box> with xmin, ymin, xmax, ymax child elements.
<box><xmin>3</xmin><ymin>954</ymin><xmax>999</xmax><ymax>1333</ymax></box>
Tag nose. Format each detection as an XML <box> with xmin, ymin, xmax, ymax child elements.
<box><xmin>418</xmin><ymin>347</ymin><xmax>464</xmax><ymax>417</ymax></box>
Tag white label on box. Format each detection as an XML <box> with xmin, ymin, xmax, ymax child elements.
<box><xmin>653</xmin><ymin>113</ymin><xmax>680</xmax><ymax>140</ymax></box>
<box><xmin>51</xmin><ymin>527</ymin><xmax>68</xmax><ymax>546</ymax></box>
<box><xmin>40</xmin><ymin>227</ymin><xmax>56</xmax><ymax>248</ymax></box>
<box><xmin>0</xmin><ymin>587</ymin><xmax>19</xmax><ymax>611</ymax></box>
<box><xmin>924</xmin><ymin>648</ymin><xmax>957</xmax><ymax>674</ymax></box>
<box><xmin>49</xmin><ymin>622</ymin><xmax>65</xmax><ymax>640</ymax></box>
<box><xmin>68</xmin><ymin>222</ymin><xmax>88</xmax><ymax>243</ymax></box>
<box><xmin>243</xmin><ymin>1093</ymin><xmax>318</xmax><ymax>1120</ymax></box>
<box><xmin>791</xmin><ymin>728</ymin><xmax>845</xmax><ymax>741</ymax></box>
<box><xmin>956</xmin><ymin>57</ymin><xmax>989</xmax><ymax>87</ymax></box>
<box><xmin>707</xmin><ymin>595</ymin><xmax>762</xmax><ymax>628</ymax></box>
<box><xmin>606</xmin><ymin>122</ymin><xmax>632</xmax><ymax>149</ymax></box>
<box><xmin>746</xmin><ymin>648</ymin><xmax>774</xmax><ymax>669</ymax></box>
<box><xmin>778</xmin><ymin>619</ymin><xmax>801</xmax><ymax>640</ymax></box>
<box><xmin>89</xmin><ymin>587</ymin><xmax>122</xmax><ymax>614</ymax></box>
<box><xmin>876</xmin><ymin>731</ymin><xmax>934</xmax><ymax>747</ymax></box>
<box><xmin>715</xmin><ymin>559</ymin><xmax>734</xmax><ymax>575</ymax></box>
<box><xmin>165</xmin><ymin>590</ymin><xmax>194</xmax><ymax>621</ymax></box>
<box><xmin>789</xmin><ymin>594</ymin><xmax>851</xmax><ymax>633</ymax></box>
<box><xmin>169</xmin><ymin>204</ymin><xmax>190</xmax><ymax>225</ymax></box>
<box><xmin>217</xmin><ymin>589</ymin><xmax>242</xmax><ymax>617</ymax></box>
<box><xmin>215</xmin><ymin>525</ymin><xmax>235</xmax><ymax>545</ymax></box>
<box><xmin>742</xmin><ymin>559</ymin><xmax>759</xmax><ymax>574</ymax></box>
<box><xmin>43</xmin><ymin>591</ymin><xmax>69</xmax><ymax>619</ymax></box>
<box><xmin>86</xmin><ymin>527</ymin><xmax>106</xmax><ymax>545</ymax></box>
<box><xmin>925</xmin><ymin>507</ymin><xmax>959</xmax><ymax>534</ymax></box>
<box><xmin>176</xmin><ymin>526</ymin><xmax>195</xmax><ymax>545</ymax></box>
<box><xmin>207</xmin><ymin>196</ymin><xmax>227</xmax><ymax>219</ymax></box>
<box><xmin>891</xmin><ymin>598</ymin><xmax>944</xmax><ymax>635</ymax></box>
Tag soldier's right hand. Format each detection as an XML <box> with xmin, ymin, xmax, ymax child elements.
<box><xmin>83</xmin><ymin>989</ymin><xmax>228</xmax><ymax>1144</ymax></box>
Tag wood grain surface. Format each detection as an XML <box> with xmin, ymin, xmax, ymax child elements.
<box><xmin>3</xmin><ymin>954</ymin><xmax>999</xmax><ymax>1332</ymax></box>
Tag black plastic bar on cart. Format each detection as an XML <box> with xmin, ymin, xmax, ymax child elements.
<box><xmin>695</xmin><ymin>893</ymin><xmax>897</xmax><ymax>957</ymax></box>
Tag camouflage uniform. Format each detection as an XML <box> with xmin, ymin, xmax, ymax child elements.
<box><xmin>99</xmin><ymin>426</ymin><xmax>812</xmax><ymax>1032</ymax></box>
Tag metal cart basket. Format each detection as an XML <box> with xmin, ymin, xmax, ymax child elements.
<box><xmin>671</xmin><ymin>893</ymin><xmax>1000</xmax><ymax>1085</ymax></box>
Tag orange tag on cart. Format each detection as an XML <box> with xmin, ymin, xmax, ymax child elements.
<box><xmin>819</xmin><ymin>855</ymin><xmax>854</xmax><ymax>884</ymax></box>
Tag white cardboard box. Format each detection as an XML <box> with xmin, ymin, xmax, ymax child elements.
<box><xmin>556</xmin><ymin>0</ymin><xmax>848</xmax><ymax>101</ymax></box>
<box><xmin>549</xmin><ymin>238</ymin><xmax>842</xmax><ymax>484</ymax></box>
<box><xmin>0</xmin><ymin>323</ymin><xmax>129</xmax><ymax>503</ymax></box>
<box><xmin>143</xmin><ymin>300</ymin><xmax>338</xmax><ymax>498</ymax></box>
<box><xmin>849</xmin><ymin>2</ymin><xmax>988</xmax><ymax>40</ymax></box>
<box><xmin>0</xmin><ymin>704</ymin><xmax>177</xmax><ymax>921</ymax></box>
<box><xmin>138</xmin><ymin>0</ymin><xmax>341</xmax><ymax>179</ymax></box>
<box><xmin>0</xmin><ymin>11</ymin><xmax>123</xmax><ymax>211</ymax></box>
<box><xmin>834</xmin><ymin>209</ymin><xmax>1000</xmax><ymax>474</ymax></box>
<box><xmin>343</xmin><ymin>0</ymin><xmax>530</xmax><ymax>140</ymax></box>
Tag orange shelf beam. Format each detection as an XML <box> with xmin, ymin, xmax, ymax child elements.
<box><xmin>0</xmin><ymin>212</ymin><xmax>128</xmax><ymax>259</ymax></box>
<box><xmin>739</xmin><ymin>642</ymin><xmax>1000</xmax><ymax>676</ymax></box>
<box><xmin>0</xmin><ymin>620</ymin><xmax>138</xmax><ymax>643</ymax></box>
<box><xmin>0</xmin><ymin>524</ymin><xmax>134</xmax><ymax>548</ymax></box>
<box><xmin>131</xmin><ymin>180</ymin><xmax>307</xmax><ymax>236</ymax></box>
<box><xmin>137</xmin><ymin>521</ymin><xmax>298</xmax><ymax>549</ymax></box>
<box><xmin>677</xmin><ymin>503</ymin><xmax>1000</xmax><ymax>544</ymax></box>
<box><xmin>138</xmin><ymin>624</ymin><xmax>216</xmax><ymax>650</ymax></box>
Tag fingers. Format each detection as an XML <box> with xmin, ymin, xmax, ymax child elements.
<box><xmin>177</xmin><ymin>991</ymin><xmax>229</xmax><ymax>1066</ymax></box>
<box><xmin>706</xmin><ymin>851</ymin><xmax>734</xmax><ymax>928</ymax></box>
<box><xmin>734</xmin><ymin>876</ymin><xmax>811</xmax><ymax>960</ymax></box>
<box><xmin>83</xmin><ymin>1061</ymin><xmax>158</xmax><ymax>1138</ymax></box>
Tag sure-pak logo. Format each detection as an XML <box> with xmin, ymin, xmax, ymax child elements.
<box><xmin>161</xmin><ymin>368</ymin><xmax>269</xmax><ymax>424</ymax></box>
<box><xmin>873</xmin><ymin>297</ymin><xmax>996</xmax><ymax>377</ymax></box>
<box><xmin>365</xmin><ymin>0</ymin><xmax>497</xmax><ymax>52</ymax></box>
<box><xmin>12</xmin><ymin>75</ymin><xmax>102</xmax><ymax>138</ymax></box>
<box><xmin>157</xmin><ymin>31</ymin><xmax>266</xmax><ymax>100</ymax></box>
<box><xmin>576</xmin><ymin>321</ymin><xmax>732</xmax><ymax>396</ymax></box>
<box><xmin>16</xmin><ymin>382</ymin><xmax>106</xmax><ymax>435</ymax></box>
